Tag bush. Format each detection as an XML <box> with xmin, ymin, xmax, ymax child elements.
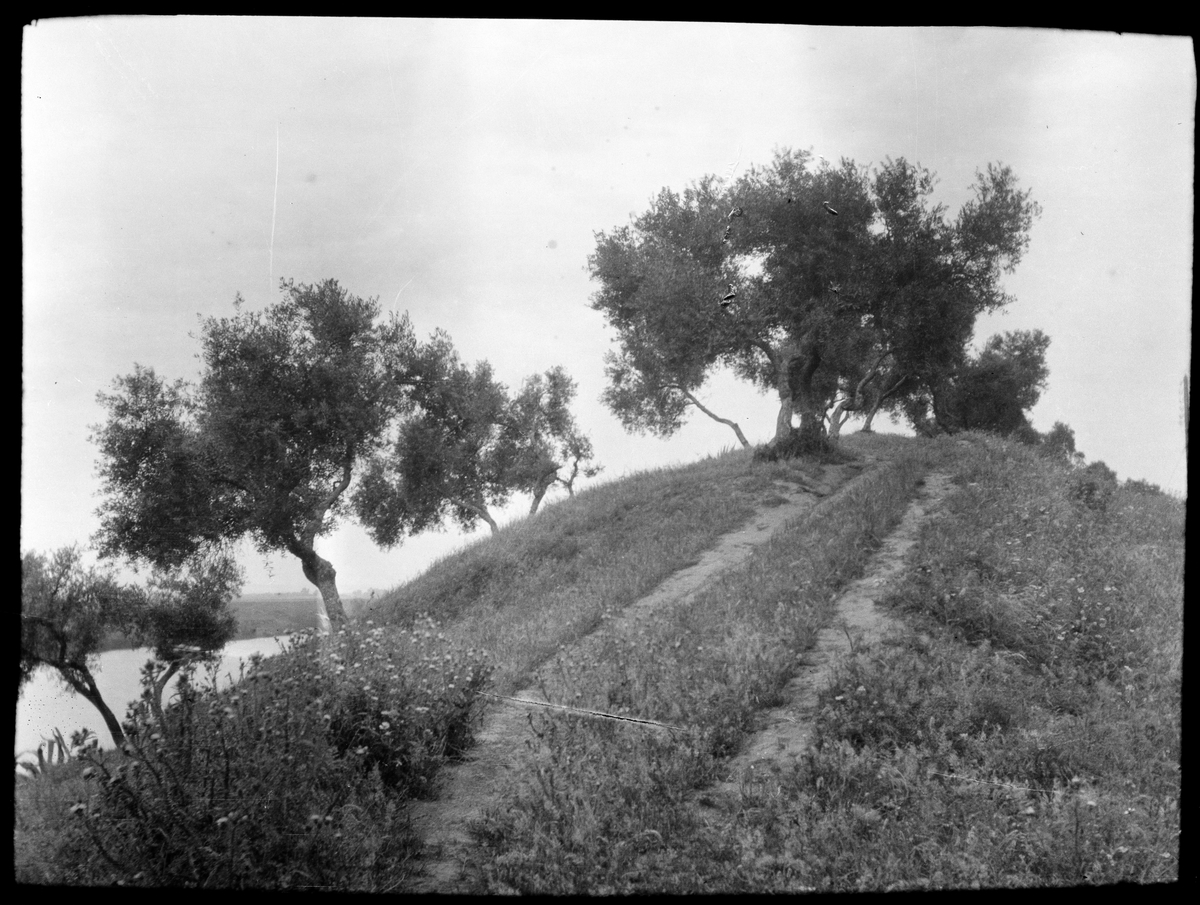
<box><xmin>1122</xmin><ymin>478</ymin><xmax>1164</xmax><ymax>496</ymax></box>
<box><xmin>1068</xmin><ymin>461</ymin><xmax>1118</xmax><ymax>513</ymax></box>
<box><xmin>60</xmin><ymin>620</ymin><xmax>491</xmax><ymax>889</ymax></box>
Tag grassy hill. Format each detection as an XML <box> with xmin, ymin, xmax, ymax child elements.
<box><xmin>16</xmin><ymin>432</ymin><xmax>1182</xmax><ymax>891</ymax></box>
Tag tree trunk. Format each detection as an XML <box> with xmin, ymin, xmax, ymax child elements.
<box><xmin>861</xmin><ymin>403</ymin><xmax>879</xmax><ymax>433</ymax></box>
<box><xmin>861</xmin><ymin>373</ymin><xmax>909</xmax><ymax>433</ymax></box>
<box><xmin>781</xmin><ymin>338</ymin><xmax>826</xmax><ymax>451</ymax></box>
<box><xmin>773</xmin><ymin>394</ymin><xmax>796</xmax><ymax>443</ymax></box>
<box><xmin>62</xmin><ymin>668</ymin><xmax>127</xmax><ymax>747</ymax></box>
<box><xmin>529</xmin><ymin>466</ymin><xmax>560</xmax><ymax>515</ymax></box>
<box><xmin>458</xmin><ymin>498</ymin><xmax>500</xmax><ymax>534</ymax></box>
<box><xmin>147</xmin><ymin>660</ymin><xmax>184</xmax><ymax>732</ymax></box>
<box><xmin>828</xmin><ymin>402</ymin><xmax>852</xmax><ymax>441</ymax></box>
<box><xmin>291</xmin><ymin>543</ymin><xmax>349</xmax><ymax>634</ymax></box>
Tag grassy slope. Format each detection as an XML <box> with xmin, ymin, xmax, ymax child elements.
<box><xmin>17</xmin><ymin>433</ymin><xmax>1182</xmax><ymax>891</ymax></box>
<box><xmin>362</xmin><ymin>444</ymin><xmax>842</xmax><ymax>694</ymax></box>
<box><xmin>462</xmin><ymin>433</ymin><xmax>1181</xmax><ymax>892</ymax></box>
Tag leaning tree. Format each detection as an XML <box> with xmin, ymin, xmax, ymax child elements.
<box><xmin>93</xmin><ymin>279</ymin><xmax>417</xmax><ymax>632</ymax></box>
<box><xmin>589</xmin><ymin>150</ymin><xmax>1041</xmax><ymax>452</ymax></box>
<box><xmin>507</xmin><ymin>366</ymin><xmax>603</xmax><ymax>513</ymax></box>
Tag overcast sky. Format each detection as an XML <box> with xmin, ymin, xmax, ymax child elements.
<box><xmin>22</xmin><ymin>20</ymin><xmax>1193</xmax><ymax>596</ymax></box>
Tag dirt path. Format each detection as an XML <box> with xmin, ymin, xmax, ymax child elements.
<box><xmin>406</xmin><ymin>454</ymin><xmax>915</xmax><ymax>892</ymax></box>
<box><xmin>694</xmin><ymin>471</ymin><xmax>953</xmax><ymax>813</ymax></box>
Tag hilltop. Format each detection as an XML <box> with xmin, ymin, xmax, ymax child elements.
<box><xmin>16</xmin><ymin>431</ymin><xmax>1182</xmax><ymax>891</ymax></box>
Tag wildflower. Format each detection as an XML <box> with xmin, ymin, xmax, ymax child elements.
<box><xmin>380</xmin><ymin>722</ymin><xmax>391</xmax><ymax>731</ymax></box>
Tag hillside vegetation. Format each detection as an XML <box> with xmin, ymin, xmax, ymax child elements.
<box><xmin>15</xmin><ymin>433</ymin><xmax>1181</xmax><ymax>890</ymax></box>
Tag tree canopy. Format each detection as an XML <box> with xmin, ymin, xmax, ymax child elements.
<box><xmin>903</xmin><ymin>328</ymin><xmax>1051</xmax><ymax>439</ymax></box>
<box><xmin>507</xmin><ymin>366</ymin><xmax>603</xmax><ymax>513</ymax></box>
<box><xmin>353</xmin><ymin>344</ymin><xmax>600</xmax><ymax>539</ymax></box>
<box><xmin>20</xmin><ymin>546</ymin><xmax>241</xmax><ymax>745</ymax></box>
<box><xmin>93</xmin><ymin>279</ymin><xmax>415</xmax><ymax>630</ymax></box>
<box><xmin>588</xmin><ymin>150</ymin><xmax>1042</xmax><ymax>450</ymax></box>
<box><xmin>94</xmin><ymin>279</ymin><xmax>597</xmax><ymax>630</ymax></box>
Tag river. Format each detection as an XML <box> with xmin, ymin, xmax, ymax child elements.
<box><xmin>15</xmin><ymin>636</ymin><xmax>295</xmax><ymax>762</ymax></box>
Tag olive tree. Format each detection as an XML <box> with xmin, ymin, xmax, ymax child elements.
<box><xmin>589</xmin><ymin>151</ymin><xmax>1042</xmax><ymax>453</ymax></box>
<box><xmin>93</xmin><ymin>279</ymin><xmax>416</xmax><ymax>631</ymax></box>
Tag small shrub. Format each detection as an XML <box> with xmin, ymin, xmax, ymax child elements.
<box><xmin>1121</xmin><ymin>477</ymin><xmax>1164</xmax><ymax>496</ymax></box>
<box><xmin>1068</xmin><ymin>461</ymin><xmax>1118</xmax><ymax>513</ymax></box>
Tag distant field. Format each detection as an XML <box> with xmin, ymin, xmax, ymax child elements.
<box><xmin>96</xmin><ymin>592</ymin><xmax>369</xmax><ymax>652</ymax></box>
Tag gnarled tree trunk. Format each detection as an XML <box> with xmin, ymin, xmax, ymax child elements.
<box><xmin>861</xmin><ymin>372</ymin><xmax>909</xmax><ymax>433</ymax></box>
<box><xmin>782</xmin><ymin>337</ymin><xmax>827</xmax><ymax>452</ymax></box>
<box><xmin>290</xmin><ymin>541</ymin><xmax>349</xmax><ymax>633</ymax></box>
<box><xmin>529</xmin><ymin>465</ymin><xmax>561</xmax><ymax>515</ymax></box>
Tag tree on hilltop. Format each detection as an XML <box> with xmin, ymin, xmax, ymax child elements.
<box><xmin>909</xmin><ymin>328</ymin><xmax>1051</xmax><ymax>438</ymax></box>
<box><xmin>507</xmin><ymin>366</ymin><xmax>603</xmax><ymax>513</ymax></box>
<box><xmin>589</xmin><ymin>151</ymin><xmax>1042</xmax><ymax>453</ymax></box>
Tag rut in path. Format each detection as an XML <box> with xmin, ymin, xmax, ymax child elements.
<box><xmin>694</xmin><ymin>471</ymin><xmax>954</xmax><ymax>814</ymax></box>
<box><xmin>405</xmin><ymin>456</ymin><xmax>880</xmax><ymax>892</ymax></box>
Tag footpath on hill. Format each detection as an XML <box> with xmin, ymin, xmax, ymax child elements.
<box><xmin>407</xmin><ymin>450</ymin><xmax>952</xmax><ymax>892</ymax></box>
<box><xmin>691</xmin><ymin>470</ymin><xmax>953</xmax><ymax>818</ymax></box>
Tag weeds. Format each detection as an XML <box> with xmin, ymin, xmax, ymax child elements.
<box><xmin>473</xmin><ymin>440</ymin><xmax>935</xmax><ymax>892</ymax></box>
<box><xmin>15</xmin><ymin>621</ymin><xmax>491</xmax><ymax>889</ymax></box>
<box><xmin>18</xmin><ymin>432</ymin><xmax>1180</xmax><ymax>890</ymax></box>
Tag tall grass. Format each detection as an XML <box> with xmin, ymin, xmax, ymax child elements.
<box><xmin>366</xmin><ymin>446</ymin><xmax>834</xmax><ymax>694</ymax></box>
<box><xmin>17</xmin><ymin>432</ymin><xmax>1180</xmax><ymax>890</ymax></box>
<box><xmin>16</xmin><ymin>623</ymin><xmax>490</xmax><ymax>889</ymax></box>
<box><xmin>469</xmin><ymin>438</ymin><xmax>938</xmax><ymax>893</ymax></box>
<box><xmin>465</xmin><ymin>433</ymin><xmax>1181</xmax><ymax>892</ymax></box>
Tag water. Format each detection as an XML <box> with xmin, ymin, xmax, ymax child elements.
<box><xmin>15</xmin><ymin>636</ymin><xmax>295</xmax><ymax>761</ymax></box>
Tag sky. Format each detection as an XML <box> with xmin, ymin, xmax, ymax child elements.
<box><xmin>22</xmin><ymin>20</ymin><xmax>1193</xmax><ymax>597</ymax></box>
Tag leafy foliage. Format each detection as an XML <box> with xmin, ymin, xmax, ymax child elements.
<box><xmin>932</xmin><ymin>329</ymin><xmax>1051</xmax><ymax>436</ymax></box>
<box><xmin>21</xmin><ymin>546</ymin><xmax>242</xmax><ymax>745</ymax></box>
<box><xmin>30</xmin><ymin>622</ymin><xmax>491</xmax><ymax>889</ymax></box>
<box><xmin>354</xmin><ymin>338</ymin><xmax>600</xmax><ymax>536</ymax></box>
<box><xmin>589</xmin><ymin>150</ymin><xmax>1042</xmax><ymax>449</ymax></box>
<box><xmin>92</xmin><ymin>279</ymin><xmax>412</xmax><ymax>627</ymax></box>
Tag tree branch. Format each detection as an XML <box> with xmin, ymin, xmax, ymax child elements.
<box><xmin>671</xmin><ymin>386</ymin><xmax>751</xmax><ymax>448</ymax></box>
<box><xmin>749</xmin><ymin>338</ymin><xmax>780</xmax><ymax>372</ymax></box>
